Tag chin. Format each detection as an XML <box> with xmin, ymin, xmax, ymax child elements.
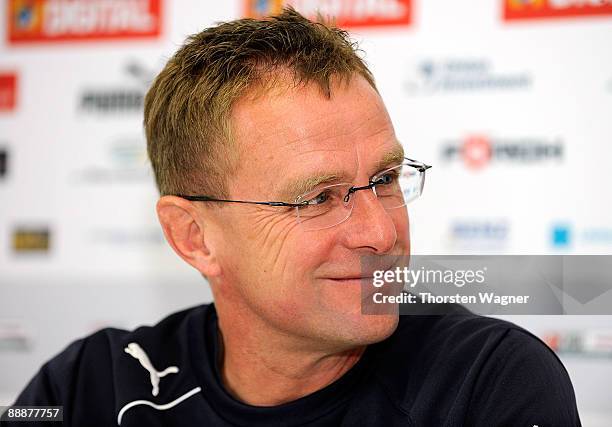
<box><xmin>335</xmin><ymin>312</ymin><xmax>400</xmax><ymax>347</ymax></box>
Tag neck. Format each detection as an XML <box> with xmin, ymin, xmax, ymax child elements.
<box><xmin>212</xmin><ymin>297</ymin><xmax>365</xmax><ymax>406</ymax></box>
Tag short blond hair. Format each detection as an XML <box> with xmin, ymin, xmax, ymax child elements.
<box><xmin>144</xmin><ymin>7</ymin><xmax>376</xmax><ymax>197</ymax></box>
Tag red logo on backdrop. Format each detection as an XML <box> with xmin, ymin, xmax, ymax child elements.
<box><xmin>244</xmin><ymin>0</ymin><xmax>411</xmax><ymax>28</ymax></box>
<box><xmin>462</xmin><ymin>136</ymin><xmax>492</xmax><ymax>170</ymax></box>
<box><xmin>0</xmin><ymin>73</ymin><xmax>17</xmax><ymax>112</ymax></box>
<box><xmin>7</xmin><ymin>0</ymin><xmax>162</xmax><ymax>44</ymax></box>
<box><xmin>504</xmin><ymin>0</ymin><xmax>612</xmax><ymax>21</ymax></box>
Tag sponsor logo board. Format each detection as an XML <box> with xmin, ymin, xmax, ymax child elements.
<box><xmin>8</xmin><ymin>0</ymin><xmax>162</xmax><ymax>44</ymax></box>
<box><xmin>12</xmin><ymin>227</ymin><xmax>51</xmax><ymax>252</ymax></box>
<box><xmin>0</xmin><ymin>320</ymin><xmax>31</xmax><ymax>352</ymax></box>
<box><xmin>0</xmin><ymin>149</ymin><xmax>7</xmax><ymax>178</ymax></box>
<box><xmin>78</xmin><ymin>61</ymin><xmax>154</xmax><ymax>114</ymax></box>
<box><xmin>441</xmin><ymin>135</ymin><xmax>564</xmax><ymax>170</ymax></box>
<box><xmin>72</xmin><ymin>137</ymin><xmax>152</xmax><ymax>184</ymax></box>
<box><xmin>449</xmin><ymin>219</ymin><xmax>510</xmax><ymax>252</ymax></box>
<box><xmin>244</xmin><ymin>0</ymin><xmax>411</xmax><ymax>27</ymax></box>
<box><xmin>552</xmin><ymin>223</ymin><xmax>612</xmax><ymax>248</ymax></box>
<box><xmin>0</xmin><ymin>72</ymin><xmax>17</xmax><ymax>112</ymax></box>
<box><xmin>504</xmin><ymin>0</ymin><xmax>612</xmax><ymax>21</ymax></box>
<box><xmin>404</xmin><ymin>58</ymin><xmax>531</xmax><ymax>95</ymax></box>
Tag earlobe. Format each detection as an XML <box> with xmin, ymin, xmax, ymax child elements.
<box><xmin>156</xmin><ymin>196</ymin><xmax>222</xmax><ymax>278</ymax></box>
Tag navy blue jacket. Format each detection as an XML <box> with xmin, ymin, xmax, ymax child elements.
<box><xmin>11</xmin><ymin>304</ymin><xmax>581</xmax><ymax>426</ymax></box>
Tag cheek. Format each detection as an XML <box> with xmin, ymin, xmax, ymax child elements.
<box><xmin>262</xmin><ymin>231</ymin><xmax>338</xmax><ymax>323</ymax></box>
<box><xmin>274</xmin><ymin>229</ymin><xmax>334</xmax><ymax>285</ymax></box>
<box><xmin>217</xmin><ymin>210</ymin><xmax>333</xmax><ymax>296</ymax></box>
<box><xmin>223</xmin><ymin>224</ymin><xmax>338</xmax><ymax>331</ymax></box>
<box><xmin>393</xmin><ymin>208</ymin><xmax>410</xmax><ymax>247</ymax></box>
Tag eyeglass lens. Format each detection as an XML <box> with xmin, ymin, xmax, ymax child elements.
<box><xmin>295</xmin><ymin>163</ymin><xmax>427</xmax><ymax>231</ymax></box>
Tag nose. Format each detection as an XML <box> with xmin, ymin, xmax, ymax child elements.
<box><xmin>342</xmin><ymin>187</ymin><xmax>397</xmax><ymax>254</ymax></box>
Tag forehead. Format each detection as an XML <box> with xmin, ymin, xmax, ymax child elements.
<box><xmin>229</xmin><ymin>74</ymin><xmax>399</xmax><ymax>197</ymax></box>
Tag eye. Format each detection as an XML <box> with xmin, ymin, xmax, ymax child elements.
<box><xmin>376</xmin><ymin>170</ymin><xmax>399</xmax><ymax>185</ymax></box>
<box><xmin>305</xmin><ymin>190</ymin><xmax>330</xmax><ymax>205</ymax></box>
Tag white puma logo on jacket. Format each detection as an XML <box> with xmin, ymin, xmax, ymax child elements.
<box><xmin>124</xmin><ymin>342</ymin><xmax>179</xmax><ymax>396</ymax></box>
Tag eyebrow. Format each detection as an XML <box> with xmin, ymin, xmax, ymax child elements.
<box><xmin>277</xmin><ymin>145</ymin><xmax>406</xmax><ymax>202</ymax></box>
<box><xmin>278</xmin><ymin>173</ymin><xmax>344</xmax><ymax>202</ymax></box>
<box><xmin>373</xmin><ymin>145</ymin><xmax>405</xmax><ymax>173</ymax></box>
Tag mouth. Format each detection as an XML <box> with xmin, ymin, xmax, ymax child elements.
<box><xmin>322</xmin><ymin>277</ymin><xmax>379</xmax><ymax>305</ymax></box>
<box><xmin>325</xmin><ymin>276</ymin><xmax>373</xmax><ymax>283</ymax></box>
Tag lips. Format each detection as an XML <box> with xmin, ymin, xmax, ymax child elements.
<box><xmin>327</xmin><ymin>276</ymin><xmax>373</xmax><ymax>281</ymax></box>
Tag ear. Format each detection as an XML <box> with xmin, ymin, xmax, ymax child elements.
<box><xmin>156</xmin><ymin>196</ymin><xmax>222</xmax><ymax>278</ymax></box>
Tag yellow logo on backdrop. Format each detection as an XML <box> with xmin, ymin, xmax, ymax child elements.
<box><xmin>11</xmin><ymin>0</ymin><xmax>44</xmax><ymax>34</ymax></box>
<box><xmin>245</xmin><ymin>0</ymin><xmax>285</xmax><ymax>18</ymax></box>
<box><xmin>13</xmin><ymin>229</ymin><xmax>50</xmax><ymax>252</ymax></box>
<box><xmin>508</xmin><ymin>0</ymin><xmax>545</xmax><ymax>9</ymax></box>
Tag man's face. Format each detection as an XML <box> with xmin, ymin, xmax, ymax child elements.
<box><xmin>209</xmin><ymin>74</ymin><xmax>410</xmax><ymax>348</ymax></box>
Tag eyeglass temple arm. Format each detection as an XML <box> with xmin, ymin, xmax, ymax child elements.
<box><xmin>177</xmin><ymin>195</ymin><xmax>306</xmax><ymax>208</ymax></box>
<box><xmin>404</xmin><ymin>157</ymin><xmax>432</xmax><ymax>172</ymax></box>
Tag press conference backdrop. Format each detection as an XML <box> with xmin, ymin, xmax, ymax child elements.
<box><xmin>1</xmin><ymin>0</ymin><xmax>611</xmax><ymax>424</ymax></box>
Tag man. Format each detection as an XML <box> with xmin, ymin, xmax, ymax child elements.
<box><xmin>10</xmin><ymin>8</ymin><xmax>580</xmax><ymax>426</ymax></box>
